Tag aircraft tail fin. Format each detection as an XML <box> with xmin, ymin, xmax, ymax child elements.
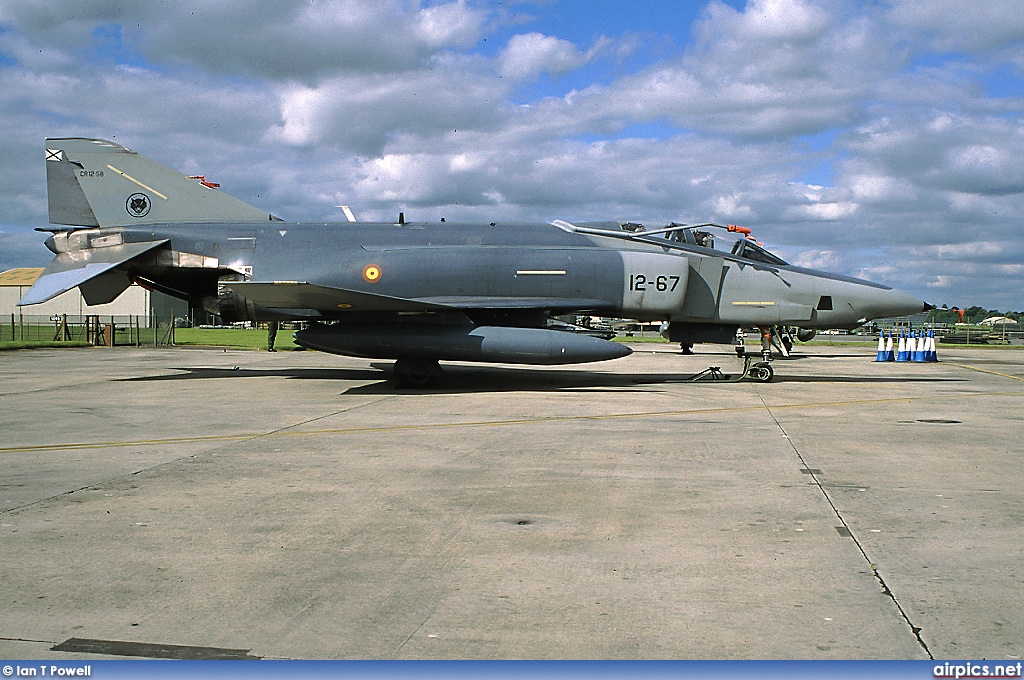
<box><xmin>45</xmin><ymin>138</ymin><xmax>280</xmax><ymax>227</ymax></box>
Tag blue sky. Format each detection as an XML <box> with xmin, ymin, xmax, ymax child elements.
<box><xmin>1</xmin><ymin>0</ymin><xmax>1023</xmax><ymax>310</ymax></box>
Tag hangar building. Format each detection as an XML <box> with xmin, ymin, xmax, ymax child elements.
<box><xmin>1</xmin><ymin>268</ymin><xmax>184</xmax><ymax>326</ymax></box>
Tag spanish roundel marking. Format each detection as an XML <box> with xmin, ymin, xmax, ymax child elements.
<box><xmin>362</xmin><ymin>264</ymin><xmax>382</xmax><ymax>283</ymax></box>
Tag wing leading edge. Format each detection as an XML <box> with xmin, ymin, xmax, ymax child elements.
<box><xmin>224</xmin><ymin>282</ymin><xmax>609</xmax><ymax>315</ymax></box>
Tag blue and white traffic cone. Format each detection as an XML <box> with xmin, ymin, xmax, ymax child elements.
<box><xmin>926</xmin><ymin>329</ymin><xmax>939</xmax><ymax>362</ymax></box>
<box><xmin>875</xmin><ymin>331</ymin><xmax>887</xmax><ymax>361</ymax></box>
<box><xmin>913</xmin><ymin>330</ymin><xmax>927</xmax><ymax>362</ymax></box>
<box><xmin>885</xmin><ymin>331</ymin><xmax>895</xmax><ymax>361</ymax></box>
<box><xmin>896</xmin><ymin>331</ymin><xmax>908</xmax><ymax>362</ymax></box>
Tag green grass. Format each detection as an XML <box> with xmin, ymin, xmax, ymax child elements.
<box><xmin>0</xmin><ymin>325</ymin><xmax>297</xmax><ymax>351</ymax></box>
<box><xmin>0</xmin><ymin>340</ymin><xmax>92</xmax><ymax>351</ymax></box>
<box><xmin>171</xmin><ymin>327</ymin><xmax>298</xmax><ymax>350</ymax></box>
<box><xmin>613</xmin><ymin>334</ymin><xmax>669</xmax><ymax>343</ymax></box>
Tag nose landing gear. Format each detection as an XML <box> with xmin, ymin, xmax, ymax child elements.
<box><xmin>745</xmin><ymin>359</ymin><xmax>774</xmax><ymax>383</ymax></box>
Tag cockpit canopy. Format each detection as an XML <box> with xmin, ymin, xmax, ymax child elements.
<box><xmin>610</xmin><ymin>221</ymin><xmax>789</xmax><ymax>266</ymax></box>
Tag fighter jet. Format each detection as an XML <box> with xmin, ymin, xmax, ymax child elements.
<box><xmin>21</xmin><ymin>138</ymin><xmax>927</xmax><ymax>384</ymax></box>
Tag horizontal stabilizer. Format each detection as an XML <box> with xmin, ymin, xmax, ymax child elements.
<box><xmin>18</xmin><ymin>239</ymin><xmax>167</xmax><ymax>306</ymax></box>
<box><xmin>224</xmin><ymin>282</ymin><xmax>450</xmax><ymax>313</ymax></box>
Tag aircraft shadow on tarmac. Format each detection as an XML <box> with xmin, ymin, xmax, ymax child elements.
<box><xmin>119</xmin><ymin>363</ymin><xmax>967</xmax><ymax>394</ymax></box>
<box><xmin>121</xmin><ymin>367</ymin><xmax>385</xmax><ymax>383</ymax></box>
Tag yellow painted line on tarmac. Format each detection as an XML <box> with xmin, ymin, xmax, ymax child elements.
<box><xmin>2</xmin><ymin>388</ymin><xmax>1022</xmax><ymax>455</ymax></box>
<box><xmin>0</xmin><ymin>432</ymin><xmax>261</xmax><ymax>454</ymax></box>
<box><xmin>946</xmin><ymin>362</ymin><xmax>1024</xmax><ymax>382</ymax></box>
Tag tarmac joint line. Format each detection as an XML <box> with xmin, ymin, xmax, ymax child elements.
<box><xmin>752</xmin><ymin>388</ymin><xmax>935</xmax><ymax>660</ymax></box>
<box><xmin>0</xmin><ymin>636</ymin><xmax>59</xmax><ymax>644</ymax></box>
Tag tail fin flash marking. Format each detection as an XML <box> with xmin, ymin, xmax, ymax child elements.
<box><xmin>47</xmin><ymin>147</ymin><xmax>99</xmax><ymax>226</ymax></box>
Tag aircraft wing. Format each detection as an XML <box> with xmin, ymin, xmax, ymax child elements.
<box><xmin>224</xmin><ymin>282</ymin><xmax>450</xmax><ymax>312</ymax></box>
<box><xmin>224</xmin><ymin>283</ymin><xmax>607</xmax><ymax>315</ymax></box>
<box><xmin>412</xmin><ymin>296</ymin><xmax>610</xmax><ymax>310</ymax></box>
<box><xmin>18</xmin><ymin>239</ymin><xmax>169</xmax><ymax>306</ymax></box>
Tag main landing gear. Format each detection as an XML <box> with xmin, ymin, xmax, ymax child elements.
<box><xmin>394</xmin><ymin>358</ymin><xmax>442</xmax><ymax>388</ymax></box>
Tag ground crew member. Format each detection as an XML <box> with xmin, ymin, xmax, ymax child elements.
<box><xmin>267</xmin><ymin>321</ymin><xmax>279</xmax><ymax>352</ymax></box>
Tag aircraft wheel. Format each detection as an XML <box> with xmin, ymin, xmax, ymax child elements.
<box><xmin>394</xmin><ymin>358</ymin><xmax>442</xmax><ymax>388</ymax></box>
<box><xmin>399</xmin><ymin>373</ymin><xmax>438</xmax><ymax>388</ymax></box>
<box><xmin>748</xmin><ymin>361</ymin><xmax>774</xmax><ymax>383</ymax></box>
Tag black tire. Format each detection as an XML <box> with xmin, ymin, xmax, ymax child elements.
<box><xmin>748</xmin><ymin>361</ymin><xmax>774</xmax><ymax>383</ymax></box>
<box><xmin>394</xmin><ymin>358</ymin><xmax>442</xmax><ymax>388</ymax></box>
<box><xmin>398</xmin><ymin>373</ymin><xmax>438</xmax><ymax>388</ymax></box>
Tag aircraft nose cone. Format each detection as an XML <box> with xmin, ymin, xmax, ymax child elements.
<box><xmin>857</xmin><ymin>286</ymin><xmax>928</xmax><ymax>320</ymax></box>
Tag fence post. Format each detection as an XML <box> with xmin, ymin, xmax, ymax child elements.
<box><xmin>54</xmin><ymin>314</ymin><xmax>71</xmax><ymax>342</ymax></box>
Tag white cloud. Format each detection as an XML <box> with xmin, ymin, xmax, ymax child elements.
<box><xmin>705</xmin><ymin>0</ymin><xmax>830</xmax><ymax>44</ymax></box>
<box><xmin>0</xmin><ymin>0</ymin><xmax>490</xmax><ymax>81</ymax></box>
<box><xmin>714</xmin><ymin>194</ymin><xmax>756</xmax><ymax>220</ymax></box>
<box><xmin>847</xmin><ymin>174</ymin><xmax>916</xmax><ymax>203</ymax></box>
<box><xmin>416</xmin><ymin>1</ymin><xmax>485</xmax><ymax>49</ymax></box>
<box><xmin>269</xmin><ymin>56</ymin><xmax>510</xmax><ymax>154</ymax></box>
<box><xmin>498</xmin><ymin>32</ymin><xmax>603</xmax><ymax>81</ymax></box>
<box><xmin>791</xmin><ymin>249</ymin><xmax>841</xmax><ymax>270</ymax></box>
<box><xmin>888</xmin><ymin>0</ymin><xmax>1024</xmax><ymax>52</ymax></box>
<box><xmin>798</xmin><ymin>201</ymin><xmax>859</xmax><ymax>220</ymax></box>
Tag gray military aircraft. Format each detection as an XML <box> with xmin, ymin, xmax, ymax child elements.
<box><xmin>21</xmin><ymin>138</ymin><xmax>927</xmax><ymax>384</ymax></box>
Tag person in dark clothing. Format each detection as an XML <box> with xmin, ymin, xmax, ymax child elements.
<box><xmin>267</xmin><ymin>321</ymin><xmax>279</xmax><ymax>352</ymax></box>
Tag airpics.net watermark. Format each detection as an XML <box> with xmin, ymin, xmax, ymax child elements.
<box><xmin>935</xmin><ymin>662</ymin><xmax>1023</xmax><ymax>679</ymax></box>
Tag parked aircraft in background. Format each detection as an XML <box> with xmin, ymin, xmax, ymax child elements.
<box><xmin>21</xmin><ymin>138</ymin><xmax>927</xmax><ymax>384</ymax></box>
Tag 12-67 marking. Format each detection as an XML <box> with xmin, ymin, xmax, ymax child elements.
<box><xmin>629</xmin><ymin>274</ymin><xmax>680</xmax><ymax>292</ymax></box>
